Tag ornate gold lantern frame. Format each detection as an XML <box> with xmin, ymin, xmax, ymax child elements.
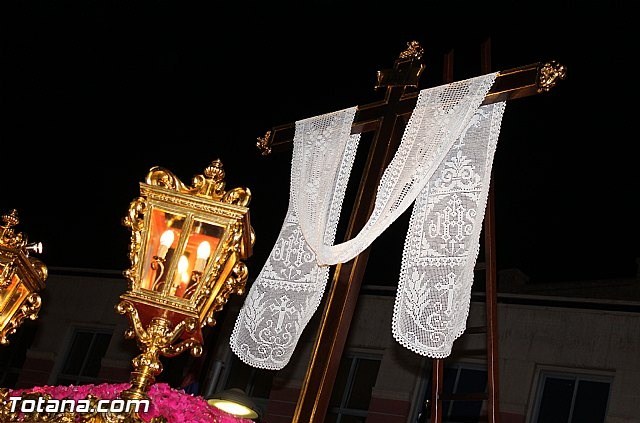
<box><xmin>117</xmin><ymin>160</ymin><xmax>253</xmax><ymax>400</ymax></box>
<box><xmin>0</xmin><ymin>209</ymin><xmax>47</xmax><ymax>346</ymax></box>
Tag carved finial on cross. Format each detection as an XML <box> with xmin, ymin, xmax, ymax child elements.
<box><xmin>375</xmin><ymin>40</ymin><xmax>426</xmax><ymax>90</ymax></box>
<box><xmin>256</xmin><ymin>130</ymin><xmax>273</xmax><ymax>156</ymax></box>
<box><xmin>399</xmin><ymin>40</ymin><xmax>424</xmax><ymax>61</ymax></box>
<box><xmin>537</xmin><ymin>60</ymin><xmax>567</xmax><ymax>93</ymax></box>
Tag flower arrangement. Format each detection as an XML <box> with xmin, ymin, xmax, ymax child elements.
<box><xmin>6</xmin><ymin>382</ymin><xmax>254</xmax><ymax>423</ymax></box>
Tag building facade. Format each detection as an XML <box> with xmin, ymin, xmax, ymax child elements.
<box><xmin>1</xmin><ymin>266</ymin><xmax>638</xmax><ymax>423</ymax></box>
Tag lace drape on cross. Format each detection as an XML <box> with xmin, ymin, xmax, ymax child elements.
<box><xmin>231</xmin><ymin>73</ymin><xmax>506</xmax><ymax>369</ymax></box>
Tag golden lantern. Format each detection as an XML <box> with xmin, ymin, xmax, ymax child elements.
<box><xmin>116</xmin><ymin>159</ymin><xmax>254</xmax><ymax>401</ymax></box>
<box><xmin>0</xmin><ymin>209</ymin><xmax>48</xmax><ymax>346</ymax></box>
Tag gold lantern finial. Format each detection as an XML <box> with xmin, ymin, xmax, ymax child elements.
<box><xmin>1</xmin><ymin>209</ymin><xmax>23</xmax><ymax>250</ymax></box>
<box><xmin>117</xmin><ymin>159</ymin><xmax>254</xmax><ymax>402</ymax></box>
<box><xmin>0</xmin><ymin>209</ymin><xmax>48</xmax><ymax>345</ymax></box>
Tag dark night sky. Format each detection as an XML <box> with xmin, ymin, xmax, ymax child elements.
<box><xmin>1</xmin><ymin>2</ymin><xmax>637</xmax><ymax>285</ymax></box>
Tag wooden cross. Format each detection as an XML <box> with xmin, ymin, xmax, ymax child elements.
<box><xmin>255</xmin><ymin>39</ymin><xmax>565</xmax><ymax>423</ymax></box>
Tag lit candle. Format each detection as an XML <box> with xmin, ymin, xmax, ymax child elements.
<box><xmin>178</xmin><ymin>255</ymin><xmax>190</xmax><ymax>283</ymax></box>
<box><xmin>193</xmin><ymin>241</ymin><xmax>211</xmax><ymax>273</ymax></box>
<box><xmin>170</xmin><ymin>255</ymin><xmax>190</xmax><ymax>295</ymax></box>
<box><xmin>157</xmin><ymin>230</ymin><xmax>175</xmax><ymax>259</ymax></box>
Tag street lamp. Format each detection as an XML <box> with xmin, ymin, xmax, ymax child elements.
<box><xmin>207</xmin><ymin>388</ymin><xmax>261</xmax><ymax>420</ymax></box>
<box><xmin>0</xmin><ymin>209</ymin><xmax>48</xmax><ymax>345</ymax></box>
<box><xmin>117</xmin><ymin>159</ymin><xmax>254</xmax><ymax>400</ymax></box>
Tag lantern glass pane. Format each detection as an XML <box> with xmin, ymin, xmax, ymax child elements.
<box><xmin>171</xmin><ymin>219</ymin><xmax>224</xmax><ymax>300</ymax></box>
<box><xmin>140</xmin><ymin>208</ymin><xmax>187</xmax><ymax>293</ymax></box>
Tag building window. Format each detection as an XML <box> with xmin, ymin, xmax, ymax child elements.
<box><xmin>326</xmin><ymin>353</ymin><xmax>381</xmax><ymax>423</ymax></box>
<box><xmin>419</xmin><ymin>363</ymin><xmax>488</xmax><ymax>423</ymax></box>
<box><xmin>56</xmin><ymin>328</ymin><xmax>112</xmax><ymax>385</ymax></box>
<box><xmin>532</xmin><ymin>370</ymin><xmax>611</xmax><ymax>423</ymax></box>
<box><xmin>0</xmin><ymin>321</ymin><xmax>38</xmax><ymax>388</ymax></box>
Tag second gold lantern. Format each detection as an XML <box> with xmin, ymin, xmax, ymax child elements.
<box><xmin>117</xmin><ymin>159</ymin><xmax>254</xmax><ymax>400</ymax></box>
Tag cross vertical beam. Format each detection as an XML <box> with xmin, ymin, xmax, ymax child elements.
<box><xmin>481</xmin><ymin>37</ymin><xmax>501</xmax><ymax>423</ymax></box>
<box><xmin>429</xmin><ymin>47</ymin><xmax>455</xmax><ymax>423</ymax></box>
<box><xmin>429</xmin><ymin>38</ymin><xmax>502</xmax><ymax>423</ymax></box>
<box><xmin>292</xmin><ymin>51</ymin><xmax>424</xmax><ymax>423</ymax></box>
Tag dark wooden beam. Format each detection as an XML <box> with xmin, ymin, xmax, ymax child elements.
<box><xmin>482</xmin><ymin>37</ymin><xmax>501</xmax><ymax>423</ymax></box>
<box><xmin>258</xmin><ymin>62</ymin><xmax>546</xmax><ymax>155</ymax></box>
<box><xmin>291</xmin><ymin>56</ymin><xmax>414</xmax><ymax>423</ymax></box>
<box><xmin>430</xmin><ymin>47</ymin><xmax>455</xmax><ymax>423</ymax></box>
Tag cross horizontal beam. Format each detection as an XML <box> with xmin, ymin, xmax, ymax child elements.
<box><xmin>256</xmin><ymin>61</ymin><xmax>564</xmax><ymax>156</ymax></box>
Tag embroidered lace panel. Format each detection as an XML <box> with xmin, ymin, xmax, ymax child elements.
<box><xmin>230</xmin><ymin>107</ymin><xmax>360</xmax><ymax>369</ymax></box>
<box><xmin>391</xmin><ymin>101</ymin><xmax>505</xmax><ymax>357</ymax></box>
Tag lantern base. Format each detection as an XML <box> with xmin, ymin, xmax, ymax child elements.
<box><xmin>116</xmin><ymin>301</ymin><xmax>203</xmax><ymax>400</ymax></box>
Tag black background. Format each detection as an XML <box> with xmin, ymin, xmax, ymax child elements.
<box><xmin>1</xmin><ymin>2</ymin><xmax>637</xmax><ymax>285</ymax></box>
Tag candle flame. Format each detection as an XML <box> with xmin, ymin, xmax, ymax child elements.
<box><xmin>160</xmin><ymin>230</ymin><xmax>175</xmax><ymax>247</ymax></box>
<box><xmin>197</xmin><ymin>241</ymin><xmax>211</xmax><ymax>259</ymax></box>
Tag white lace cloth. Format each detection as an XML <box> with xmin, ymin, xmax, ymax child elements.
<box><xmin>232</xmin><ymin>73</ymin><xmax>506</xmax><ymax>369</ymax></box>
<box><xmin>230</xmin><ymin>107</ymin><xmax>360</xmax><ymax>370</ymax></box>
<box><xmin>392</xmin><ymin>100</ymin><xmax>505</xmax><ymax>357</ymax></box>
